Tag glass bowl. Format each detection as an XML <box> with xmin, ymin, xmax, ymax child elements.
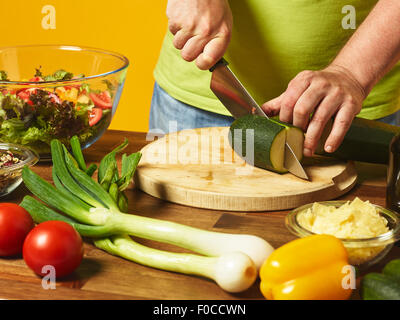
<box><xmin>0</xmin><ymin>45</ymin><xmax>129</xmax><ymax>158</ymax></box>
<box><xmin>0</xmin><ymin>143</ymin><xmax>38</xmax><ymax>196</ymax></box>
<box><xmin>285</xmin><ymin>200</ymin><xmax>400</xmax><ymax>270</ymax></box>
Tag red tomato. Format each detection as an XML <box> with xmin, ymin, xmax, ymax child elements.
<box><xmin>1</xmin><ymin>89</ymin><xmax>16</xmax><ymax>95</ymax></box>
<box><xmin>29</xmin><ymin>77</ymin><xmax>43</xmax><ymax>82</ymax></box>
<box><xmin>23</xmin><ymin>221</ymin><xmax>83</xmax><ymax>278</ymax></box>
<box><xmin>17</xmin><ymin>88</ymin><xmax>37</xmax><ymax>105</ymax></box>
<box><xmin>89</xmin><ymin>91</ymin><xmax>112</xmax><ymax>109</ymax></box>
<box><xmin>0</xmin><ymin>203</ymin><xmax>34</xmax><ymax>256</ymax></box>
<box><xmin>88</xmin><ymin>108</ymin><xmax>103</xmax><ymax>126</ymax></box>
<box><xmin>64</xmin><ymin>77</ymin><xmax>82</xmax><ymax>90</ymax></box>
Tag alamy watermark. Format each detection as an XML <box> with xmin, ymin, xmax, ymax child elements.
<box><xmin>41</xmin><ymin>265</ymin><xmax>56</xmax><ymax>290</ymax></box>
<box><xmin>42</xmin><ymin>5</ymin><xmax>56</xmax><ymax>30</ymax></box>
<box><xmin>146</xmin><ymin>121</ymin><xmax>256</xmax><ymax>175</ymax></box>
<box><xmin>342</xmin><ymin>5</ymin><xmax>356</xmax><ymax>30</ymax></box>
<box><xmin>342</xmin><ymin>264</ymin><xmax>357</xmax><ymax>290</ymax></box>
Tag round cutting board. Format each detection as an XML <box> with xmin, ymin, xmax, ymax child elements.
<box><xmin>135</xmin><ymin>127</ymin><xmax>357</xmax><ymax>211</ymax></box>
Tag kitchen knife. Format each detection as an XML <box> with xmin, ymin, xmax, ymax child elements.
<box><xmin>210</xmin><ymin>58</ymin><xmax>309</xmax><ymax>180</ymax></box>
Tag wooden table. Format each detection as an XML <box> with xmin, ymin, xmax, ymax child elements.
<box><xmin>0</xmin><ymin>130</ymin><xmax>398</xmax><ymax>300</ymax></box>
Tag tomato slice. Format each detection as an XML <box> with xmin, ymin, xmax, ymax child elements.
<box><xmin>64</xmin><ymin>76</ymin><xmax>82</xmax><ymax>90</ymax></box>
<box><xmin>89</xmin><ymin>91</ymin><xmax>112</xmax><ymax>109</ymax></box>
<box><xmin>29</xmin><ymin>76</ymin><xmax>43</xmax><ymax>82</ymax></box>
<box><xmin>89</xmin><ymin>108</ymin><xmax>103</xmax><ymax>126</ymax></box>
<box><xmin>17</xmin><ymin>88</ymin><xmax>37</xmax><ymax>105</ymax></box>
<box><xmin>1</xmin><ymin>89</ymin><xmax>16</xmax><ymax>95</ymax></box>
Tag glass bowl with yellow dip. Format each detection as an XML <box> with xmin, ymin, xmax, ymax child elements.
<box><xmin>285</xmin><ymin>198</ymin><xmax>400</xmax><ymax>270</ymax></box>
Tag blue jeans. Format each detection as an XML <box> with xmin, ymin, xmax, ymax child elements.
<box><xmin>149</xmin><ymin>82</ymin><xmax>234</xmax><ymax>133</ymax></box>
<box><xmin>149</xmin><ymin>82</ymin><xmax>400</xmax><ymax>132</ymax></box>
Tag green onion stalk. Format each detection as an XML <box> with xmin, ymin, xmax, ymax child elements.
<box><xmin>20</xmin><ymin>137</ymin><xmax>274</xmax><ymax>292</ymax></box>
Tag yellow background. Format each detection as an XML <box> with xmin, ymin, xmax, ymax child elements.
<box><xmin>0</xmin><ymin>0</ymin><xmax>168</xmax><ymax>132</ymax></box>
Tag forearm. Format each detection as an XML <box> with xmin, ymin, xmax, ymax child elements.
<box><xmin>332</xmin><ymin>0</ymin><xmax>400</xmax><ymax>95</ymax></box>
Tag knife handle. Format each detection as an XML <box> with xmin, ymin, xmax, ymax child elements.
<box><xmin>209</xmin><ymin>58</ymin><xmax>229</xmax><ymax>72</ymax></box>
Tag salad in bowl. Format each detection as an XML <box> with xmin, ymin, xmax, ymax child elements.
<box><xmin>0</xmin><ymin>45</ymin><xmax>129</xmax><ymax>158</ymax></box>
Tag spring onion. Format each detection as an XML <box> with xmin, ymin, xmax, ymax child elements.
<box><xmin>21</xmin><ymin>195</ymin><xmax>257</xmax><ymax>292</ymax></box>
<box><xmin>23</xmin><ymin>164</ymin><xmax>273</xmax><ymax>268</ymax></box>
<box><xmin>96</xmin><ymin>237</ymin><xmax>257</xmax><ymax>293</ymax></box>
<box><xmin>70</xmin><ymin>135</ymin><xmax>87</xmax><ymax>172</ymax></box>
<box><xmin>97</xmin><ymin>138</ymin><xmax>128</xmax><ymax>184</ymax></box>
<box><xmin>21</xmin><ymin>137</ymin><xmax>274</xmax><ymax>292</ymax></box>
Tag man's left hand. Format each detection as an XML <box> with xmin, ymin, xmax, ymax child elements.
<box><xmin>262</xmin><ymin>65</ymin><xmax>366</xmax><ymax>157</ymax></box>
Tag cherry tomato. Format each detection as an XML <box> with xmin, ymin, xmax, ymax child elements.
<box><xmin>23</xmin><ymin>221</ymin><xmax>83</xmax><ymax>278</ymax></box>
<box><xmin>88</xmin><ymin>108</ymin><xmax>103</xmax><ymax>126</ymax></box>
<box><xmin>0</xmin><ymin>203</ymin><xmax>34</xmax><ymax>256</ymax></box>
<box><xmin>89</xmin><ymin>91</ymin><xmax>113</xmax><ymax>109</ymax></box>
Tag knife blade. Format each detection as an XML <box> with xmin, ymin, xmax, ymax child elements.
<box><xmin>210</xmin><ymin>58</ymin><xmax>309</xmax><ymax>180</ymax></box>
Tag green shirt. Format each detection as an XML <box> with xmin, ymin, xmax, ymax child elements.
<box><xmin>154</xmin><ymin>0</ymin><xmax>400</xmax><ymax>120</ymax></box>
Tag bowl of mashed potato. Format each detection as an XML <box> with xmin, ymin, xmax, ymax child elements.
<box><xmin>285</xmin><ymin>198</ymin><xmax>400</xmax><ymax>269</ymax></box>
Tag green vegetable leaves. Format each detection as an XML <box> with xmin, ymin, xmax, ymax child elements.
<box><xmin>0</xmin><ymin>70</ymin><xmax>9</xmax><ymax>81</ymax></box>
<box><xmin>117</xmin><ymin>153</ymin><xmax>142</xmax><ymax>191</ymax></box>
<box><xmin>20</xmin><ymin>196</ymin><xmax>113</xmax><ymax>238</ymax></box>
<box><xmin>1</xmin><ymin>94</ymin><xmax>27</xmax><ymax>120</ymax></box>
<box><xmin>70</xmin><ymin>135</ymin><xmax>88</xmax><ymax>171</ymax></box>
<box><xmin>34</xmin><ymin>66</ymin><xmax>43</xmax><ymax>78</ymax></box>
<box><xmin>21</xmin><ymin>135</ymin><xmax>141</xmax><ymax>228</ymax></box>
<box><xmin>31</xmin><ymin>90</ymin><xmax>86</xmax><ymax>138</ymax></box>
<box><xmin>0</xmin><ymin>68</ymin><xmax>109</xmax><ymax>154</ymax></box>
<box><xmin>362</xmin><ymin>259</ymin><xmax>400</xmax><ymax>300</ymax></box>
<box><xmin>43</xmin><ymin>69</ymin><xmax>74</xmax><ymax>82</ymax></box>
<box><xmin>0</xmin><ymin>88</ymin><xmax>96</xmax><ymax>153</ymax></box>
<box><xmin>98</xmin><ymin>138</ymin><xmax>128</xmax><ymax>183</ymax></box>
<box><xmin>96</xmin><ymin>138</ymin><xmax>140</xmax><ymax>211</ymax></box>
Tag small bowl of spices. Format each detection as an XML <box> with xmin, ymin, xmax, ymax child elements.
<box><xmin>0</xmin><ymin>143</ymin><xmax>38</xmax><ymax>197</ymax></box>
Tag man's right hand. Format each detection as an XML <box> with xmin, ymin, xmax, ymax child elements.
<box><xmin>167</xmin><ymin>0</ymin><xmax>233</xmax><ymax>70</ymax></box>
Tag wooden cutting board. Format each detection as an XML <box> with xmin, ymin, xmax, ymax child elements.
<box><xmin>135</xmin><ymin>127</ymin><xmax>357</xmax><ymax>211</ymax></box>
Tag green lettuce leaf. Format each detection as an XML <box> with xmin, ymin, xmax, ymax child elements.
<box><xmin>44</xmin><ymin>69</ymin><xmax>73</xmax><ymax>81</ymax></box>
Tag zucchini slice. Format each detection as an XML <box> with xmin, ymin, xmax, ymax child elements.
<box><xmin>270</xmin><ymin>119</ymin><xmax>304</xmax><ymax>163</ymax></box>
<box><xmin>229</xmin><ymin>115</ymin><xmax>289</xmax><ymax>173</ymax></box>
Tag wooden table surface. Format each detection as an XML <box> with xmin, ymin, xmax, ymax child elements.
<box><xmin>0</xmin><ymin>129</ymin><xmax>398</xmax><ymax>300</ymax></box>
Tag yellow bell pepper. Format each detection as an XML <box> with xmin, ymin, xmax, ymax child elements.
<box><xmin>259</xmin><ymin>234</ymin><xmax>352</xmax><ymax>300</ymax></box>
<box><xmin>55</xmin><ymin>87</ymin><xmax>79</xmax><ymax>102</ymax></box>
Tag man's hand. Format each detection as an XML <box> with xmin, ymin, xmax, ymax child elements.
<box><xmin>262</xmin><ymin>65</ymin><xmax>366</xmax><ymax>157</ymax></box>
<box><xmin>167</xmin><ymin>0</ymin><xmax>233</xmax><ymax>70</ymax></box>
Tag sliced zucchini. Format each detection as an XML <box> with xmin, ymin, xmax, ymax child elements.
<box><xmin>229</xmin><ymin>115</ymin><xmax>288</xmax><ymax>173</ymax></box>
<box><xmin>270</xmin><ymin>119</ymin><xmax>304</xmax><ymax>162</ymax></box>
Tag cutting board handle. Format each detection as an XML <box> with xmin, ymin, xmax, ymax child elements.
<box><xmin>331</xmin><ymin>161</ymin><xmax>357</xmax><ymax>192</ymax></box>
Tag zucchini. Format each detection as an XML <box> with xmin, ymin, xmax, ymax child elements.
<box><xmin>270</xmin><ymin>118</ymin><xmax>304</xmax><ymax>162</ymax></box>
<box><xmin>361</xmin><ymin>272</ymin><xmax>400</xmax><ymax>300</ymax></box>
<box><xmin>316</xmin><ymin>117</ymin><xmax>400</xmax><ymax>164</ymax></box>
<box><xmin>229</xmin><ymin>114</ymin><xmax>400</xmax><ymax>173</ymax></box>
<box><xmin>229</xmin><ymin>115</ymin><xmax>304</xmax><ymax>173</ymax></box>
